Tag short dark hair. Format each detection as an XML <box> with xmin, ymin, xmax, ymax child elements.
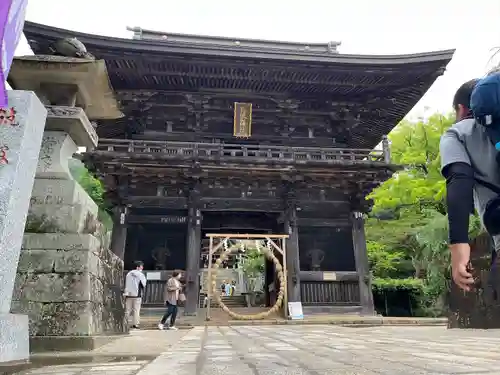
<box><xmin>453</xmin><ymin>79</ymin><xmax>479</xmax><ymax>111</ymax></box>
<box><xmin>172</xmin><ymin>270</ymin><xmax>180</xmax><ymax>278</ymax></box>
<box><xmin>134</xmin><ymin>261</ymin><xmax>144</xmax><ymax>268</ymax></box>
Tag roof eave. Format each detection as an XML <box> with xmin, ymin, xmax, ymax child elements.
<box><xmin>23</xmin><ymin>21</ymin><xmax>455</xmax><ymax>66</ymax></box>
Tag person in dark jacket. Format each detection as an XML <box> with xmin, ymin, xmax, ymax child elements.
<box><xmin>440</xmin><ymin>79</ymin><xmax>500</xmax><ymax>291</ymax></box>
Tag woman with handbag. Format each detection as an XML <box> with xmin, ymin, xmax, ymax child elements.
<box><xmin>158</xmin><ymin>270</ymin><xmax>184</xmax><ymax>331</ymax></box>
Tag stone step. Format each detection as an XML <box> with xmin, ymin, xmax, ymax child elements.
<box><xmin>198</xmin><ymin>295</ymin><xmax>247</xmax><ymax>308</ymax></box>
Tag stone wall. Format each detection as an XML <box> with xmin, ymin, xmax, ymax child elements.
<box><xmin>11</xmin><ymin>233</ymin><xmax>126</xmax><ymax>336</ymax></box>
<box><xmin>10</xmin><ymin>106</ymin><xmax>127</xmax><ymax>339</ymax></box>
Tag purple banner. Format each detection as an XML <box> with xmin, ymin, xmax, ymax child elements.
<box><xmin>0</xmin><ymin>0</ymin><xmax>28</xmax><ymax>107</ymax></box>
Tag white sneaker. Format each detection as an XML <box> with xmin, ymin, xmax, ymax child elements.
<box><xmin>168</xmin><ymin>326</ymin><xmax>178</xmax><ymax>331</ymax></box>
<box><xmin>158</xmin><ymin>323</ymin><xmax>164</xmax><ymax>330</ymax></box>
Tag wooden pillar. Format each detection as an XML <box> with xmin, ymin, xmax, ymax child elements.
<box><xmin>184</xmin><ymin>185</ymin><xmax>202</xmax><ymax>316</ymax></box>
<box><xmin>110</xmin><ymin>206</ymin><xmax>128</xmax><ymax>260</ymax></box>
<box><xmin>382</xmin><ymin>135</ymin><xmax>391</xmax><ymax>163</ymax></box>
<box><xmin>284</xmin><ymin>188</ymin><xmax>301</xmax><ymax>303</ymax></box>
<box><xmin>351</xmin><ymin>211</ymin><xmax>375</xmax><ymax>315</ymax></box>
<box><xmin>127</xmin><ymin>224</ymin><xmax>141</xmax><ymax>269</ymax></box>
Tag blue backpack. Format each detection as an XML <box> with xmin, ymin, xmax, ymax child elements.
<box><xmin>471</xmin><ymin>72</ymin><xmax>500</xmax><ymax>149</ymax></box>
<box><xmin>470</xmin><ymin>73</ymin><xmax>500</xmax><ymax>239</ymax></box>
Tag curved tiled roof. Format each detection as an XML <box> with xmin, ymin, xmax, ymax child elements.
<box><xmin>20</xmin><ymin>21</ymin><xmax>455</xmax><ymax>148</ymax></box>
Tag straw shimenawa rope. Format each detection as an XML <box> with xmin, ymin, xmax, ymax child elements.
<box><xmin>209</xmin><ymin>240</ymin><xmax>285</xmax><ymax>320</ymax></box>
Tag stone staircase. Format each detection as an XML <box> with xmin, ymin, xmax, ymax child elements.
<box><xmin>220</xmin><ymin>295</ymin><xmax>247</xmax><ymax>308</ymax></box>
<box><xmin>200</xmin><ymin>268</ymin><xmax>243</xmax><ymax>294</ymax></box>
<box><xmin>199</xmin><ymin>294</ymin><xmax>247</xmax><ymax>308</ymax></box>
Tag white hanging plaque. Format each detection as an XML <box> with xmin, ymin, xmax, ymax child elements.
<box><xmin>146</xmin><ymin>272</ymin><xmax>161</xmax><ymax>281</ymax></box>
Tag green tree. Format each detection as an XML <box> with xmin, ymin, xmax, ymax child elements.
<box><xmin>241</xmin><ymin>247</ymin><xmax>265</xmax><ymax>278</ymax></box>
<box><xmin>241</xmin><ymin>246</ymin><xmax>265</xmax><ymax>306</ymax></box>
<box><xmin>369</xmin><ymin>113</ymin><xmax>454</xmax><ymax>214</ymax></box>
<box><xmin>365</xmin><ymin>112</ymin><xmax>483</xmax><ymax>316</ymax></box>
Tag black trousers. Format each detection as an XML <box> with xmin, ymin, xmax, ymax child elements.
<box><xmin>160</xmin><ymin>302</ymin><xmax>178</xmax><ymax>326</ymax></box>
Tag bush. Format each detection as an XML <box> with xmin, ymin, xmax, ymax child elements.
<box><xmin>372</xmin><ymin>277</ymin><xmax>425</xmax><ymax>317</ymax></box>
<box><xmin>69</xmin><ymin>158</ymin><xmax>113</xmax><ymax>232</ymax></box>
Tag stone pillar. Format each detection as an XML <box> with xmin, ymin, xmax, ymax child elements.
<box><xmin>351</xmin><ymin>211</ymin><xmax>375</xmax><ymax>315</ymax></box>
<box><xmin>184</xmin><ymin>186</ymin><xmax>202</xmax><ymax>316</ymax></box>
<box><xmin>11</xmin><ymin>105</ymin><xmax>127</xmax><ymax>348</ymax></box>
<box><xmin>0</xmin><ymin>91</ymin><xmax>47</xmax><ymax>363</ymax></box>
<box><xmin>284</xmin><ymin>190</ymin><xmax>301</xmax><ymax>303</ymax></box>
<box><xmin>110</xmin><ymin>206</ymin><xmax>128</xmax><ymax>260</ymax></box>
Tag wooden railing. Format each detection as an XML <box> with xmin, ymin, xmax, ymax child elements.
<box><xmin>144</xmin><ymin>281</ymin><xmax>361</xmax><ymax>306</ymax></box>
<box><xmin>131</xmin><ymin>271</ymin><xmax>361</xmax><ymax>306</ymax></box>
<box><xmin>300</xmin><ymin>281</ymin><xmax>361</xmax><ymax>305</ymax></box>
<box><xmin>96</xmin><ymin>139</ymin><xmax>389</xmax><ymax>164</ymax></box>
<box><xmin>143</xmin><ymin>280</ymin><xmax>166</xmax><ymax>306</ymax></box>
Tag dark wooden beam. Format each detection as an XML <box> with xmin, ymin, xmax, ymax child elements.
<box><xmin>123</xmin><ymin>195</ymin><xmax>350</xmax><ymax>212</ymax></box>
<box><xmin>299</xmin><ymin>271</ymin><xmax>358</xmax><ymax>282</ymax></box>
<box><xmin>133</xmin><ymin>131</ymin><xmax>344</xmax><ymax>148</ymax></box>
<box><xmin>297</xmin><ymin>218</ymin><xmax>351</xmax><ymax>227</ymax></box>
<box><xmin>125</xmin><ymin>196</ymin><xmax>188</xmax><ymax>210</ymax></box>
<box><xmin>126</xmin><ymin>215</ymin><xmax>187</xmax><ymax>224</ymax></box>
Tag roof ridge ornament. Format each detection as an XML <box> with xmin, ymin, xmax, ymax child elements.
<box><xmin>49</xmin><ymin>37</ymin><xmax>95</xmax><ymax>60</ymax></box>
<box><xmin>328</xmin><ymin>41</ymin><xmax>341</xmax><ymax>53</ymax></box>
<box><xmin>126</xmin><ymin>26</ymin><xmax>143</xmax><ymax>40</ymax></box>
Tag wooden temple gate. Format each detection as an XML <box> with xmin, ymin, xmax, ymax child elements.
<box><xmin>19</xmin><ymin>20</ymin><xmax>454</xmax><ymax>316</ymax></box>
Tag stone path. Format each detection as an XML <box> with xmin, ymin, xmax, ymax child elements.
<box><xmin>93</xmin><ymin>329</ymin><xmax>188</xmax><ymax>356</ymax></box>
<box><xmin>13</xmin><ymin>360</ymin><xmax>150</xmax><ymax>375</ymax></box>
<box><xmin>139</xmin><ymin>326</ymin><xmax>500</xmax><ymax>375</ymax></box>
<box><xmin>11</xmin><ymin>325</ymin><xmax>500</xmax><ymax>374</ymax></box>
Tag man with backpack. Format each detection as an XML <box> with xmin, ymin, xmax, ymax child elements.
<box><xmin>124</xmin><ymin>261</ymin><xmax>147</xmax><ymax>329</ymax></box>
<box><xmin>440</xmin><ymin>74</ymin><xmax>500</xmax><ymax>291</ymax></box>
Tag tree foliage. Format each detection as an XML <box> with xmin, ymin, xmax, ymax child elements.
<box><xmin>369</xmin><ymin>113</ymin><xmax>453</xmax><ymax>214</ymax></box>
<box><xmin>366</xmin><ymin>113</ymin><xmax>483</xmax><ymax>316</ymax></box>
<box><xmin>241</xmin><ymin>247</ymin><xmax>265</xmax><ymax>278</ymax></box>
<box><xmin>69</xmin><ymin>159</ymin><xmax>113</xmax><ymax>231</ymax></box>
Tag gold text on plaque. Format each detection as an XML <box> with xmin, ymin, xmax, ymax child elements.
<box><xmin>233</xmin><ymin>102</ymin><xmax>252</xmax><ymax>138</ymax></box>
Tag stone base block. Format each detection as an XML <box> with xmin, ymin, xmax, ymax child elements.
<box><xmin>11</xmin><ymin>299</ymin><xmax>128</xmax><ymax>336</ymax></box>
<box><xmin>27</xmin><ymin>179</ymin><xmax>98</xmax><ymax>233</ymax></box>
<box><xmin>30</xmin><ymin>335</ymin><xmax>119</xmax><ymax>353</ymax></box>
<box><xmin>45</xmin><ymin>106</ymin><xmax>98</xmax><ymax>150</ymax></box>
<box><xmin>30</xmin><ymin>178</ymin><xmax>98</xmax><ymax>208</ymax></box>
<box><xmin>0</xmin><ymin>313</ymin><xmax>29</xmax><ymax>363</ymax></box>
<box><xmin>14</xmin><ymin>234</ymin><xmax>127</xmax><ymax>336</ymax></box>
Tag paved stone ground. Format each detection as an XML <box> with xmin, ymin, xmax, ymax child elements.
<box><xmin>10</xmin><ymin>326</ymin><xmax>500</xmax><ymax>374</ymax></box>
<box><xmin>93</xmin><ymin>329</ymin><xmax>188</xmax><ymax>356</ymax></box>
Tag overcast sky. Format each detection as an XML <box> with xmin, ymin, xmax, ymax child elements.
<box><xmin>15</xmin><ymin>0</ymin><xmax>500</xmax><ymax>118</ymax></box>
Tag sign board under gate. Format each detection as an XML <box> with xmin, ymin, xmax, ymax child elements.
<box><xmin>288</xmin><ymin>302</ymin><xmax>304</xmax><ymax>320</ymax></box>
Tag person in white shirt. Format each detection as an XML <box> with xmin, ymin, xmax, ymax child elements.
<box><xmin>124</xmin><ymin>261</ymin><xmax>147</xmax><ymax>329</ymax></box>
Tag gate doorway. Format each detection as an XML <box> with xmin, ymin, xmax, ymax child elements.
<box><xmin>204</xmin><ymin>233</ymin><xmax>289</xmax><ymax>321</ymax></box>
